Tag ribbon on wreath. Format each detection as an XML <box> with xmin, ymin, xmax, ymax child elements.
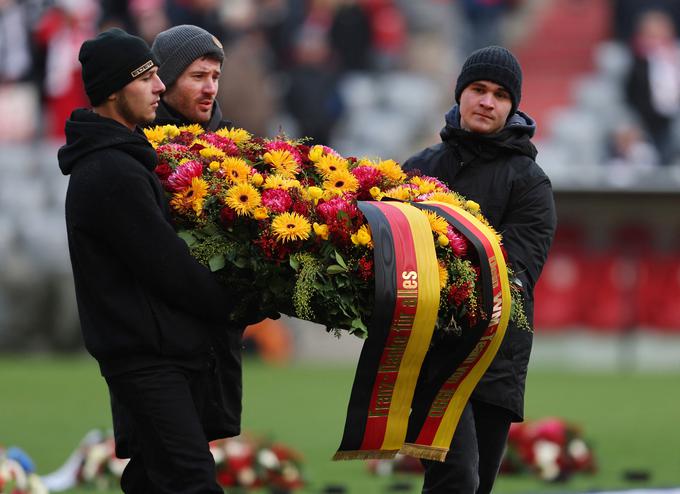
<box><xmin>333</xmin><ymin>200</ymin><xmax>511</xmax><ymax>462</ymax></box>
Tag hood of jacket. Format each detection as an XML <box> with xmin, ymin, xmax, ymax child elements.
<box><xmin>58</xmin><ymin>108</ymin><xmax>157</xmax><ymax>176</ymax></box>
<box><xmin>439</xmin><ymin>105</ymin><xmax>538</xmax><ymax>161</ymax></box>
<box><xmin>153</xmin><ymin>99</ymin><xmax>230</xmax><ymax>132</ymax></box>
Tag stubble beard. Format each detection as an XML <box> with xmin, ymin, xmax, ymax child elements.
<box><xmin>117</xmin><ymin>92</ymin><xmax>155</xmax><ymax>128</ymax></box>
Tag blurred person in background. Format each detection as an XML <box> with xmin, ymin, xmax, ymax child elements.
<box><xmin>625</xmin><ymin>9</ymin><xmax>680</xmax><ymax>165</ymax></box>
<box><xmin>33</xmin><ymin>0</ymin><xmax>98</xmax><ymax>140</ymax></box>
<box><xmin>402</xmin><ymin>45</ymin><xmax>556</xmax><ymax>494</ymax></box>
<box><xmin>58</xmin><ymin>28</ymin><xmax>245</xmax><ymax>493</ymax></box>
<box><xmin>151</xmin><ymin>24</ymin><xmax>231</xmax><ymax>130</ymax></box>
<box><xmin>0</xmin><ymin>0</ymin><xmax>33</xmax><ymax>83</ymax></box>
<box><xmin>457</xmin><ymin>0</ymin><xmax>515</xmax><ymax>55</ymax></box>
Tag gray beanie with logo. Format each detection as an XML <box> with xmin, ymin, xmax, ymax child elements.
<box><xmin>151</xmin><ymin>25</ymin><xmax>224</xmax><ymax>87</ymax></box>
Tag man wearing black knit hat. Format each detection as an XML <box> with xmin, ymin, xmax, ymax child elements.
<box><xmin>403</xmin><ymin>46</ymin><xmax>556</xmax><ymax>493</ymax></box>
<box><xmin>58</xmin><ymin>28</ymin><xmax>240</xmax><ymax>494</ymax></box>
<box><xmin>150</xmin><ymin>24</ymin><xmax>231</xmax><ymax>130</ymax></box>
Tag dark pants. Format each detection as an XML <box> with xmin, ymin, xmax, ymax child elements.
<box><xmin>421</xmin><ymin>400</ymin><xmax>513</xmax><ymax>494</ymax></box>
<box><xmin>106</xmin><ymin>365</ymin><xmax>223</xmax><ymax>494</ymax></box>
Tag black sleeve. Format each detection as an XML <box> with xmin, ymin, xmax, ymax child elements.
<box><xmin>499</xmin><ymin>173</ymin><xmax>557</xmax><ymax>295</ymax></box>
<box><xmin>85</xmin><ymin>157</ymin><xmax>238</xmax><ymax>321</ymax></box>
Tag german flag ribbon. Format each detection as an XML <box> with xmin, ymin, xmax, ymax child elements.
<box><xmin>333</xmin><ymin>200</ymin><xmax>510</xmax><ymax>462</ymax></box>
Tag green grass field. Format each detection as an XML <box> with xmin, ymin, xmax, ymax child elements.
<box><xmin>1</xmin><ymin>355</ymin><xmax>679</xmax><ymax>493</ymax></box>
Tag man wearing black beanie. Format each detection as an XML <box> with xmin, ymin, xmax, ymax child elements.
<box><xmin>58</xmin><ymin>28</ymin><xmax>240</xmax><ymax>494</ymax></box>
<box><xmin>403</xmin><ymin>45</ymin><xmax>557</xmax><ymax>493</ymax></box>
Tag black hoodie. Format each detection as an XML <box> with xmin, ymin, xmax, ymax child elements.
<box><xmin>58</xmin><ymin>108</ymin><xmax>236</xmax><ymax>377</ymax></box>
<box><xmin>403</xmin><ymin>106</ymin><xmax>556</xmax><ymax>421</ymax></box>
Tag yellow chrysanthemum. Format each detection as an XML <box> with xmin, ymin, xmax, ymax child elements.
<box><xmin>306</xmin><ymin>186</ymin><xmax>323</xmax><ymax>202</ymax></box>
<box><xmin>323</xmin><ymin>169</ymin><xmax>359</xmax><ymax>195</ymax></box>
<box><xmin>428</xmin><ymin>191</ymin><xmax>462</xmax><ymax>207</ymax></box>
<box><xmin>178</xmin><ymin>123</ymin><xmax>204</xmax><ymax>135</ymax></box>
<box><xmin>271</xmin><ymin>212</ymin><xmax>311</xmax><ymax>243</ymax></box>
<box><xmin>195</xmin><ymin>142</ymin><xmax>225</xmax><ymax>160</ymax></box>
<box><xmin>369</xmin><ymin>186</ymin><xmax>383</xmax><ymax>199</ymax></box>
<box><xmin>308</xmin><ymin>145</ymin><xmax>326</xmax><ymax>162</ymax></box>
<box><xmin>253</xmin><ymin>206</ymin><xmax>269</xmax><ymax>220</ymax></box>
<box><xmin>411</xmin><ymin>176</ymin><xmax>438</xmax><ymax>195</ymax></box>
<box><xmin>377</xmin><ymin>159</ymin><xmax>406</xmax><ymax>181</ymax></box>
<box><xmin>356</xmin><ymin>157</ymin><xmax>378</xmax><ymax>168</ymax></box>
<box><xmin>351</xmin><ymin>224</ymin><xmax>373</xmax><ymax>248</ymax></box>
<box><xmin>251</xmin><ymin>173</ymin><xmax>264</xmax><ymax>186</ymax></box>
<box><xmin>425</xmin><ymin>211</ymin><xmax>449</xmax><ymax>236</ymax></box>
<box><xmin>313</xmin><ymin>222</ymin><xmax>329</xmax><ymax>240</ymax></box>
<box><xmin>263</xmin><ymin>149</ymin><xmax>299</xmax><ymax>178</ymax></box>
<box><xmin>215</xmin><ymin>127</ymin><xmax>251</xmax><ymax>144</ymax></box>
<box><xmin>315</xmin><ymin>154</ymin><xmax>349</xmax><ymax>177</ymax></box>
<box><xmin>208</xmin><ymin>161</ymin><xmax>221</xmax><ymax>172</ymax></box>
<box><xmin>383</xmin><ymin>186</ymin><xmax>413</xmax><ymax>201</ymax></box>
<box><xmin>438</xmin><ymin>261</ymin><xmax>449</xmax><ymax>289</ymax></box>
<box><xmin>465</xmin><ymin>200</ymin><xmax>481</xmax><ymax>213</ymax></box>
<box><xmin>225</xmin><ymin>183</ymin><xmax>261</xmax><ymax>216</ymax></box>
<box><xmin>170</xmin><ymin>177</ymin><xmax>209</xmax><ymax>216</ymax></box>
<box><xmin>221</xmin><ymin>157</ymin><xmax>252</xmax><ymax>183</ymax></box>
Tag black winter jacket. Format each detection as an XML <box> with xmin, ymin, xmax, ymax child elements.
<box><xmin>403</xmin><ymin>106</ymin><xmax>556</xmax><ymax>421</ymax></box>
<box><xmin>59</xmin><ymin>109</ymin><xmax>237</xmax><ymax>376</ymax></box>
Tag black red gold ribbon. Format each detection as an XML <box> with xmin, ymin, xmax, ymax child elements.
<box><xmin>333</xmin><ymin>200</ymin><xmax>510</xmax><ymax>462</ymax></box>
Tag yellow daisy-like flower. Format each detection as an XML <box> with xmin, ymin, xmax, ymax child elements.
<box><xmin>170</xmin><ymin>177</ymin><xmax>209</xmax><ymax>216</ymax></box>
<box><xmin>383</xmin><ymin>186</ymin><xmax>413</xmax><ymax>202</ymax></box>
<box><xmin>351</xmin><ymin>224</ymin><xmax>373</xmax><ymax>248</ymax></box>
<box><xmin>215</xmin><ymin>127</ymin><xmax>252</xmax><ymax>144</ymax></box>
<box><xmin>425</xmin><ymin>211</ymin><xmax>449</xmax><ymax>236</ymax></box>
<box><xmin>143</xmin><ymin>126</ymin><xmax>168</xmax><ymax>147</ymax></box>
<box><xmin>356</xmin><ymin>157</ymin><xmax>378</xmax><ymax>167</ymax></box>
<box><xmin>263</xmin><ymin>149</ymin><xmax>300</xmax><ymax>178</ymax></box>
<box><xmin>308</xmin><ymin>145</ymin><xmax>326</xmax><ymax>162</ymax></box>
<box><xmin>221</xmin><ymin>157</ymin><xmax>252</xmax><ymax>183</ymax></box>
<box><xmin>178</xmin><ymin>123</ymin><xmax>204</xmax><ymax>136</ymax></box>
<box><xmin>313</xmin><ymin>222</ymin><xmax>329</xmax><ymax>240</ymax></box>
<box><xmin>438</xmin><ymin>261</ymin><xmax>449</xmax><ymax>289</ymax></box>
<box><xmin>315</xmin><ymin>154</ymin><xmax>349</xmax><ymax>177</ymax></box>
<box><xmin>377</xmin><ymin>159</ymin><xmax>406</xmax><ymax>181</ymax></box>
<box><xmin>225</xmin><ymin>183</ymin><xmax>261</xmax><ymax>216</ymax></box>
<box><xmin>411</xmin><ymin>176</ymin><xmax>438</xmax><ymax>195</ymax></box>
<box><xmin>428</xmin><ymin>191</ymin><xmax>462</xmax><ymax>207</ymax></box>
<box><xmin>323</xmin><ymin>169</ymin><xmax>359</xmax><ymax>195</ymax></box>
<box><xmin>271</xmin><ymin>212</ymin><xmax>311</xmax><ymax>243</ymax></box>
<box><xmin>253</xmin><ymin>206</ymin><xmax>269</xmax><ymax>220</ymax></box>
<box><xmin>263</xmin><ymin>175</ymin><xmax>300</xmax><ymax>190</ymax></box>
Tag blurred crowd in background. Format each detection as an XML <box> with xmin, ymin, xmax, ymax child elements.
<box><xmin>2</xmin><ymin>0</ymin><xmax>680</xmax><ymax>355</ymax></box>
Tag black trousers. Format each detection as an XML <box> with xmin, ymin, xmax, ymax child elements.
<box><xmin>421</xmin><ymin>399</ymin><xmax>513</xmax><ymax>494</ymax></box>
<box><xmin>106</xmin><ymin>365</ymin><xmax>223</xmax><ymax>494</ymax></box>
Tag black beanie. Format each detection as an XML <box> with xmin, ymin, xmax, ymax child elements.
<box><xmin>79</xmin><ymin>28</ymin><xmax>158</xmax><ymax>106</ymax></box>
<box><xmin>454</xmin><ymin>45</ymin><xmax>523</xmax><ymax>115</ymax></box>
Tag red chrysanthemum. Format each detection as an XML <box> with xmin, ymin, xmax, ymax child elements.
<box><xmin>154</xmin><ymin>163</ymin><xmax>173</xmax><ymax>187</ymax></box>
<box><xmin>446</xmin><ymin>226</ymin><xmax>469</xmax><ymax>258</ymax></box>
<box><xmin>448</xmin><ymin>282</ymin><xmax>472</xmax><ymax>306</ymax></box>
<box><xmin>219</xmin><ymin>206</ymin><xmax>237</xmax><ymax>228</ymax></box>
<box><xmin>316</xmin><ymin>196</ymin><xmax>360</xmax><ymax>247</ymax></box>
<box><xmin>357</xmin><ymin>257</ymin><xmax>374</xmax><ymax>281</ymax></box>
<box><xmin>261</xmin><ymin>188</ymin><xmax>293</xmax><ymax>214</ymax></box>
<box><xmin>167</xmin><ymin>160</ymin><xmax>203</xmax><ymax>192</ymax></box>
<box><xmin>352</xmin><ymin>166</ymin><xmax>382</xmax><ymax>200</ymax></box>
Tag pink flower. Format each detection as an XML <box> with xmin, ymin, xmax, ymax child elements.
<box><xmin>446</xmin><ymin>226</ymin><xmax>468</xmax><ymax>257</ymax></box>
<box><xmin>167</xmin><ymin>160</ymin><xmax>203</xmax><ymax>192</ymax></box>
<box><xmin>261</xmin><ymin>189</ymin><xmax>293</xmax><ymax>214</ymax></box>
<box><xmin>352</xmin><ymin>166</ymin><xmax>382</xmax><ymax>200</ymax></box>
<box><xmin>201</xmin><ymin>133</ymin><xmax>239</xmax><ymax>156</ymax></box>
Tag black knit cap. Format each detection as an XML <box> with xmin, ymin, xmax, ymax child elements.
<box><xmin>454</xmin><ymin>45</ymin><xmax>523</xmax><ymax>115</ymax></box>
<box><xmin>79</xmin><ymin>28</ymin><xmax>158</xmax><ymax>106</ymax></box>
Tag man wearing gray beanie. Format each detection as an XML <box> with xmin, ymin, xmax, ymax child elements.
<box><xmin>151</xmin><ymin>24</ymin><xmax>231</xmax><ymax>130</ymax></box>
<box><xmin>402</xmin><ymin>45</ymin><xmax>556</xmax><ymax>493</ymax></box>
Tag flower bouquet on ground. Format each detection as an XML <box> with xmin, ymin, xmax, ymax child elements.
<box><xmin>501</xmin><ymin>418</ymin><xmax>597</xmax><ymax>482</ymax></box>
<box><xmin>0</xmin><ymin>446</ymin><xmax>47</xmax><ymax>494</ymax></box>
<box><xmin>144</xmin><ymin>124</ymin><xmax>525</xmax><ymax>336</ymax></box>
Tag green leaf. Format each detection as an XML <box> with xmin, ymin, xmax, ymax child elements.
<box><xmin>351</xmin><ymin>318</ymin><xmax>368</xmax><ymax>331</ymax></box>
<box><xmin>208</xmin><ymin>254</ymin><xmax>225</xmax><ymax>272</ymax></box>
<box><xmin>178</xmin><ymin>230</ymin><xmax>197</xmax><ymax>246</ymax></box>
<box><xmin>326</xmin><ymin>264</ymin><xmax>347</xmax><ymax>275</ymax></box>
<box><xmin>289</xmin><ymin>256</ymin><xmax>300</xmax><ymax>271</ymax></box>
<box><xmin>334</xmin><ymin>251</ymin><xmax>348</xmax><ymax>269</ymax></box>
<box><xmin>233</xmin><ymin>257</ymin><xmax>248</xmax><ymax>269</ymax></box>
